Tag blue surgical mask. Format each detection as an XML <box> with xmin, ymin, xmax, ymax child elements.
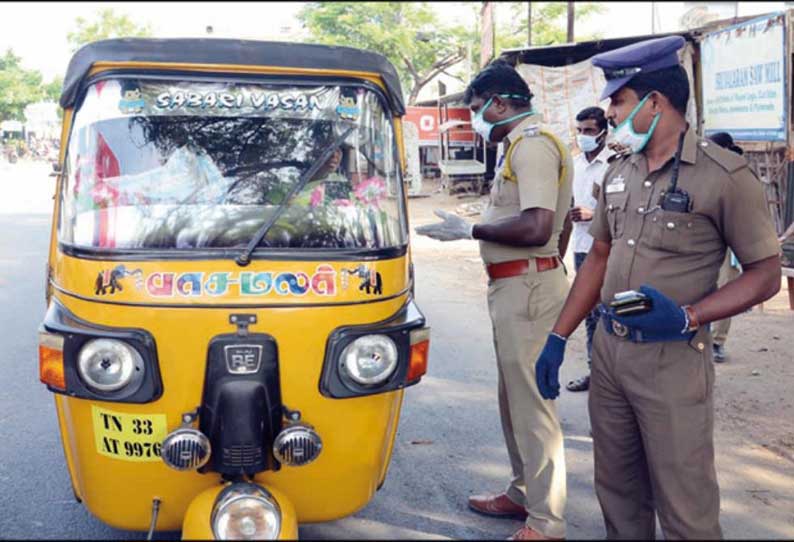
<box><xmin>471</xmin><ymin>94</ymin><xmax>534</xmax><ymax>142</ymax></box>
<box><xmin>576</xmin><ymin>129</ymin><xmax>605</xmax><ymax>153</ymax></box>
<box><xmin>611</xmin><ymin>93</ymin><xmax>660</xmax><ymax>153</ymax></box>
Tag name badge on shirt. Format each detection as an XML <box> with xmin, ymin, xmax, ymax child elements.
<box><xmin>605</xmin><ymin>174</ymin><xmax>626</xmax><ymax>194</ymax></box>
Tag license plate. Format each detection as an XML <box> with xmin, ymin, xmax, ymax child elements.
<box><xmin>91</xmin><ymin>406</ymin><xmax>167</xmax><ymax>462</ymax></box>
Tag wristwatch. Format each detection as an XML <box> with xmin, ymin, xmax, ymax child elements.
<box><xmin>682</xmin><ymin>305</ymin><xmax>700</xmax><ymax>333</ymax></box>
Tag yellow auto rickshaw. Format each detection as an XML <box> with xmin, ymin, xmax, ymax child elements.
<box><xmin>38</xmin><ymin>37</ymin><xmax>430</xmax><ymax>540</ymax></box>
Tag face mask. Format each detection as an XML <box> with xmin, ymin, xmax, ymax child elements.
<box><xmin>576</xmin><ymin>129</ymin><xmax>605</xmax><ymax>153</ymax></box>
<box><xmin>611</xmin><ymin>94</ymin><xmax>661</xmax><ymax>153</ymax></box>
<box><xmin>472</xmin><ymin>94</ymin><xmax>534</xmax><ymax>142</ymax></box>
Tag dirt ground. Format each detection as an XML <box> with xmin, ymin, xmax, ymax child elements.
<box><xmin>408</xmin><ymin>177</ymin><xmax>794</xmax><ymax>533</ymax></box>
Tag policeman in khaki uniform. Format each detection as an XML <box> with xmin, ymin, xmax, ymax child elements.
<box><xmin>534</xmin><ymin>36</ymin><xmax>782</xmax><ymax>539</ymax></box>
<box><xmin>416</xmin><ymin>62</ymin><xmax>573</xmax><ymax>541</ymax></box>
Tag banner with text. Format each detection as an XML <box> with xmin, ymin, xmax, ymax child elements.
<box><xmin>701</xmin><ymin>12</ymin><xmax>787</xmax><ymax>142</ymax></box>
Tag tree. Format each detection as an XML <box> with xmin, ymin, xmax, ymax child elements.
<box><xmin>43</xmin><ymin>76</ymin><xmax>63</xmax><ymax>104</ymax></box>
<box><xmin>0</xmin><ymin>49</ymin><xmax>45</xmax><ymax>121</ymax></box>
<box><xmin>496</xmin><ymin>2</ymin><xmax>605</xmax><ymax>52</ymax></box>
<box><xmin>430</xmin><ymin>2</ymin><xmax>605</xmax><ymax>85</ymax></box>
<box><xmin>298</xmin><ymin>2</ymin><xmax>469</xmax><ymax>105</ymax></box>
<box><xmin>67</xmin><ymin>8</ymin><xmax>152</xmax><ymax>52</ymax></box>
<box><xmin>0</xmin><ymin>50</ymin><xmax>64</xmax><ymax>122</ymax></box>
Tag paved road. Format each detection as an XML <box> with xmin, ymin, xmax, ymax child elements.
<box><xmin>0</xmin><ymin>161</ymin><xmax>791</xmax><ymax>539</ymax></box>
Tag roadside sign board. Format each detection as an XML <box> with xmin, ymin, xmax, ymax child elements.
<box><xmin>404</xmin><ymin>107</ymin><xmax>475</xmax><ymax>146</ymax></box>
<box><xmin>701</xmin><ymin>12</ymin><xmax>787</xmax><ymax>141</ymax></box>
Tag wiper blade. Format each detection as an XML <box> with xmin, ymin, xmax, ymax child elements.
<box><xmin>235</xmin><ymin>125</ymin><xmax>356</xmax><ymax>266</ymax></box>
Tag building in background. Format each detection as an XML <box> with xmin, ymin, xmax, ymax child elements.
<box><xmin>24</xmin><ymin>102</ymin><xmax>60</xmax><ymax>141</ymax></box>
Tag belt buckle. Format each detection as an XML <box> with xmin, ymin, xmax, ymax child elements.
<box><xmin>611</xmin><ymin>320</ymin><xmax>629</xmax><ymax>338</ymax></box>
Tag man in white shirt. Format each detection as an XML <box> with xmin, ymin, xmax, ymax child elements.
<box><xmin>565</xmin><ymin>107</ymin><xmax>611</xmax><ymax>392</ymax></box>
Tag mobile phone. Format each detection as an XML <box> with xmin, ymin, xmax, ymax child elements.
<box><xmin>609</xmin><ymin>290</ymin><xmax>653</xmax><ymax>316</ymax></box>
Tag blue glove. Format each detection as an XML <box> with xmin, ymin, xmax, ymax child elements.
<box><xmin>611</xmin><ymin>284</ymin><xmax>693</xmax><ymax>342</ymax></box>
<box><xmin>535</xmin><ymin>333</ymin><xmax>567</xmax><ymax>400</ymax></box>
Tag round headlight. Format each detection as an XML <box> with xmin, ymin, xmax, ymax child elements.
<box><xmin>77</xmin><ymin>339</ymin><xmax>143</xmax><ymax>392</ymax></box>
<box><xmin>339</xmin><ymin>334</ymin><xmax>398</xmax><ymax>386</ymax></box>
<box><xmin>212</xmin><ymin>484</ymin><xmax>281</xmax><ymax>540</ymax></box>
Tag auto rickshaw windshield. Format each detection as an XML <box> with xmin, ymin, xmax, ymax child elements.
<box><xmin>58</xmin><ymin>78</ymin><xmax>407</xmax><ymax>251</ymax></box>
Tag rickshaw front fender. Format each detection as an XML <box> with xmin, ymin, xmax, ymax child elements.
<box><xmin>181</xmin><ymin>483</ymin><xmax>298</xmax><ymax>540</ymax></box>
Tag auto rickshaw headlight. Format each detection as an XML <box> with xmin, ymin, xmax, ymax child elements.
<box><xmin>212</xmin><ymin>484</ymin><xmax>281</xmax><ymax>540</ymax></box>
<box><xmin>77</xmin><ymin>339</ymin><xmax>144</xmax><ymax>392</ymax></box>
<box><xmin>339</xmin><ymin>334</ymin><xmax>398</xmax><ymax>386</ymax></box>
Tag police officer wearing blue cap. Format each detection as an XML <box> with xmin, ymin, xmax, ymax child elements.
<box><xmin>533</xmin><ymin>36</ymin><xmax>782</xmax><ymax>539</ymax></box>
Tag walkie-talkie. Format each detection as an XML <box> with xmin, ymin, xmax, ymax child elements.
<box><xmin>660</xmin><ymin>130</ymin><xmax>691</xmax><ymax>213</ymax></box>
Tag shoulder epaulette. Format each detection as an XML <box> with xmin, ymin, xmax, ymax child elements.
<box><xmin>521</xmin><ymin>125</ymin><xmax>540</xmax><ymax>138</ymax></box>
<box><xmin>699</xmin><ymin>139</ymin><xmax>747</xmax><ymax>174</ymax></box>
<box><xmin>607</xmin><ymin>150</ymin><xmax>631</xmax><ymax>164</ymax></box>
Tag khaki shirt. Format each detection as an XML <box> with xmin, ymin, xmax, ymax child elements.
<box><xmin>589</xmin><ymin>127</ymin><xmax>780</xmax><ymax>306</ymax></box>
<box><xmin>479</xmin><ymin>115</ymin><xmax>574</xmax><ymax>264</ymax></box>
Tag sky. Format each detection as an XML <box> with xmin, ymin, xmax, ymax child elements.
<box><xmin>0</xmin><ymin>1</ymin><xmax>790</xmax><ymax>83</ymax></box>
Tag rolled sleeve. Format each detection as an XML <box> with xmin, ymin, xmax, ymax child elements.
<box><xmin>512</xmin><ymin>137</ymin><xmax>560</xmax><ymax>212</ymax></box>
<box><xmin>718</xmin><ymin>166</ymin><xmax>780</xmax><ymax>265</ymax></box>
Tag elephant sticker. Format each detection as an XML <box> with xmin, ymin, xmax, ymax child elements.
<box><xmin>344</xmin><ymin>264</ymin><xmax>383</xmax><ymax>296</ymax></box>
<box><xmin>95</xmin><ymin>265</ymin><xmax>144</xmax><ymax>296</ymax></box>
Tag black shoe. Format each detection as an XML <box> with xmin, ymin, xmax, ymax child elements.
<box><xmin>713</xmin><ymin>343</ymin><xmax>726</xmax><ymax>363</ymax></box>
<box><xmin>566</xmin><ymin>374</ymin><xmax>590</xmax><ymax>392</ymax></box>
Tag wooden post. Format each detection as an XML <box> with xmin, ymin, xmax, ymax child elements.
<box><xmin>527</xmin><ymin>2</ymin><xmax>532</xmax><ymax>46</ymax></box>
<box><xmin>783</xmin><ymin>267</ymin><xmax>794</xmax><ymax>311</ymax></box>
<box><xmin>567</xmin><ymin>1</ymin><xmax>575</xmax><ymax>43</ymax></box>
<box><xmin>651</xmin><ymin>2</ymin><xmax>656</xmax><ymax>34</ymax></box>
<box><xmin>480</xmin><ymin>2</ymin><xmax>495</xmax><ymax>68</ymax></box>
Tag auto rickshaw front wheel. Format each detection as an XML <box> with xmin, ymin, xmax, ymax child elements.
<box><xmin>181</xmin><ymin>481</ymin><xmax>298</xmax><ymax>540</ymax></box>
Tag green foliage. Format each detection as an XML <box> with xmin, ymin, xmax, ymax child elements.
<box><xmin>496</xmin><ymin>2</ymin><xmax>605</xmax><ymax>52</ymax></box>
<box><xmin>43</xmin><ymin>76</ymin><xmax>63</xmax><ymax>103</ymax></box>
<box><xmin>0</xmin><ymin>49</ymin><xmax>44</xmax><ymax>121</ymax></box>
<box><xmin>0</xmin><ymin>50</ymin><xmax>64</xmax><ymax>122</ymax></box>
<box><xmin>67</xmin><ymin>8</ymin><xmax>152</xmax><ymax>52</ymax></box>
<box><xmin>298</xmin><ymin>2</ymin><xmax>469</xmax><ymax>104</ymax></box>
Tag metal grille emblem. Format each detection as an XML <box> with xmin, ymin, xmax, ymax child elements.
<box><xmin>224</xmin><ymin>344</ymin><xmax>263</xmax><ymax>374</ymax></box>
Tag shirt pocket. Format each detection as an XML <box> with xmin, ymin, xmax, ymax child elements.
<box><xmin>647</xmin><ymin>210</ymin><xmax>719</xmax><ymax>255</ymax></box>
<box><xmin>605</xmin><ymin>192</ymin><xmax>629</xmax><ymax>240</ymax></box>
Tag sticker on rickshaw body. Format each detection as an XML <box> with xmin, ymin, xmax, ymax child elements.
<box><xmin>91</xmin><ymin>405</ymin><xmax>167</xmax><ymax>462</ymax></box>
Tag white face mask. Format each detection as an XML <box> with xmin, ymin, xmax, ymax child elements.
<box><xmin>472</xmin><ymin>94</ymin><xmax>534</xmax><ymax>142</ymax></box>
<box><xmin>611</xmin><ymin>94</ymin><xmax>661</xmax><ymax>153</ymax></box>
<box><xmin>576</xmin><ymin>129</ymin><xmax>605</xmax><ymax>153</ymax></box>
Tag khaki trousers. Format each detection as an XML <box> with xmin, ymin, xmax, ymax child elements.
<box><xmin>487</xmin><ymin>264</ymin><xmax>568</xmax><ymax>539</ymax></box>
<box><xmin>712</xmin><ymin>253</ymin><xmax>742</xmax><ymax>346</ymax></box>
<box><xmin>589</xmin><ymin>322</ymin><xmax>722</xmax><ymax>540</ymax></box>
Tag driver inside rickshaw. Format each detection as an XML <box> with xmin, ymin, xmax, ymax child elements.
<box><xmin>294</xmin><ymin>147</ymin><xmax>354</xmax><ymax>207</ymax></box>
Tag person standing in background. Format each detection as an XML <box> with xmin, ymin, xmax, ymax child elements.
<box><xmin>565</xmin><ymin>107</ymin><xmax>612</xmax><ymax>392</ymax></box>
<box><xmin>707</xmin><ymin>132</ymin><xmax>745</xmax><ymax>363</ymax></box>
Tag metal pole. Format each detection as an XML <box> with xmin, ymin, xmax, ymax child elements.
<box><xmin>527</xmin><ymin>2</ymin><xmax>532</xmax><ymax>46</ymax></box>
<box><xmin>651</xmin><ymin>2</ymin><xmax>655</xmax><ymax>34</ymax></box>
<box><xmin>567</xmin><ymin>1</ymin><xmax>574</xmax><ymax>43</ymax></box>
<box><xmin>466</xmin><ymin>42</ymin><xmax>472</xmax><ymax>82</ymax></box>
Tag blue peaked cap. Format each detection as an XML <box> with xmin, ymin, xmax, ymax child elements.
<box><xmin>591</xmin><ymin>36</ymin><xmax>686</xmax><ymax>100</ymax></box>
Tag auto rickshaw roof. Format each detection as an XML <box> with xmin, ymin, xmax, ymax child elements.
<box><xmin>59</xmin><ymin>38</ymin><xmax>406</xmax><ymax>115</ymax></box>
